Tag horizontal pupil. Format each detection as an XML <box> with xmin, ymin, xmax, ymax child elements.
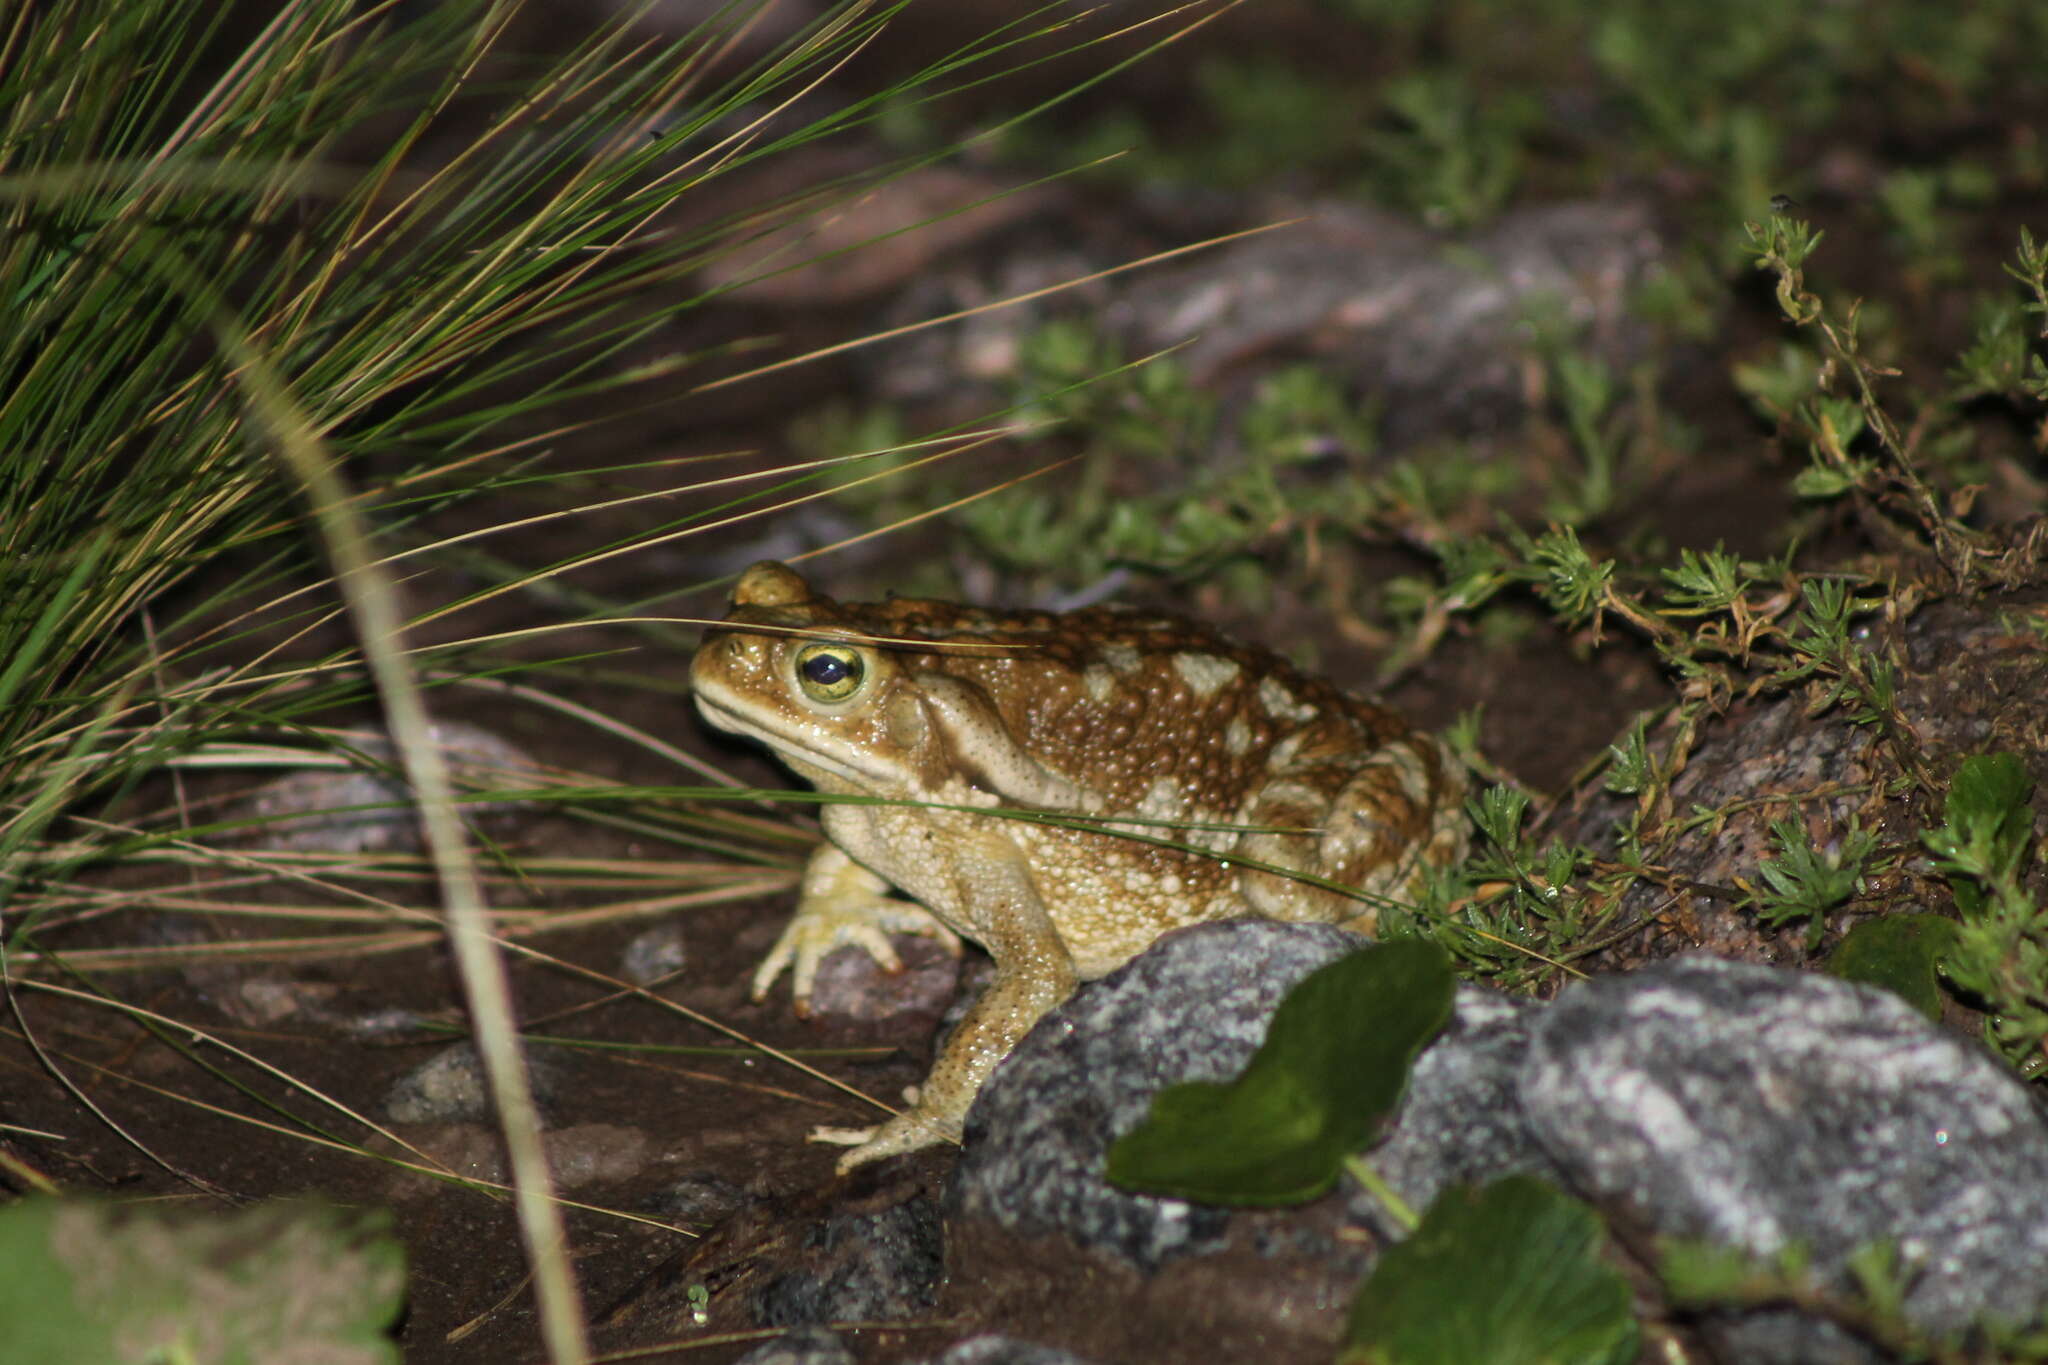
<box><xmin>804</xmin><ymin>654</ymin><xmax>852</xmax><ymax>684</ymax></box>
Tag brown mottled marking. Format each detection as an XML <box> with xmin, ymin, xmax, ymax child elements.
<box><xmin>690</xmin><ymin>561</ymin><xmax>1468</xmax><ymax>1169</ymax></box>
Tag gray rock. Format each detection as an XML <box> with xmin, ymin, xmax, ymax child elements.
<box><xmin>734</xmin><ymin>1327</ymin><xmax>854</xmax><ymax>1365</ymax></box>
<box><xmin>540</xmin><ymin>1122</ymin><xmax>650</xmax><ymax>1190</ymax></box>
<box><xmin>1112</xmin><ymin>198</ymin><xmax>1665</xmax><ymax>444</ymax></box>
<box><xmin>1524</xmin><ymin>956</ymin><xmax>2048</xmax><ymax>1360</ymax></box>
<box><xmin>619</xmin><ymin>924</ymin><xmax>688</xmax><ymax>986</ymax></box>
<box><xmin>648</xmin><ymin>1171</ymin><xmax>754</xmax><ymax>1227</ymax></box>
<box><xmin>236</xmin><ymin>720</ymin><xmax>539</xmax><ymax>854</ymax></box>
<box><xmin>750</xmin><ymin>1196</ymin><xmax>942</xmax><ymax>1328</ymax></box>
<box><xmin>915</xmin><ymin>1336</ymin><xmax>1102</xmax><ymax>1365</ymax></box>
<box><xmin>803</xmin><ymin>934</ymin><xmax>962</xmax><ymax>1028</ymax></box>
<box><xmin>947</xmin><ymin>919</ymin><xmax>1361</xmax><ymax>1272</ymax></box>
<box><xmin>1349</xmin><ymin>984</ymin><xmax>1560</xmax><ymax>1242</ymax></box>
<box><xmin>381</xmin><ymin>1041</ymin><xmax>566</xmax><ymax>1125</ymax></box>
<box><xmin>870</xmin><ymin>196</ymin><xmax>1664</xmax><ymax>452</ymax></box>
<box><xmin>944</xmin><ymin>918</ymin><xmax>2048</xmax><ymax>1358</ymax></box>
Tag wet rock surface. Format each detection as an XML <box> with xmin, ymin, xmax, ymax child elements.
<box><xmin>948</xmin><ymin>919</ymin><xmax>1361</xmax><ymax>1272</ymax></box>
<box><xmin>867</xmin><ymin>193</ymin><xmax>1667</xmax><ymax>448</ymax></box>
<box><xmin>750</xmin><ymin>1195</ymin><xmax>945</xmax><ymax>1329</ymax></box>
<box><xmin>1554</xmin><ymin>592</ymin><xmax>2048</xmax><ymax>970</ymax></box>
<box><xmin>1529</xmin><ymin>957</ymin><xmax>2048</xmax><ymax>1362</ymax></box>
<box><xmin>236</xmin><ymin>720</ymin><xmax>542</xmax><ymax>854</ymax></box>
<box><xmin>924</xmin><ymin>924</ymin><xmax>2048</xmax><ymax>1365</ymax></box>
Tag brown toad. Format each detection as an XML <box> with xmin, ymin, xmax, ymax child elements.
<box><xmin>690</xmin><ymin>561</ymin><xmax>1467</xmax><ymax>1170</ymax></box>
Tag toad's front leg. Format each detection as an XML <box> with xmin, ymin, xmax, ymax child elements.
<box><xmin>753</xmin><ymin>843</ymin><xmax>963</xmax><ymax>1016</ymax></box>
<box><xmin>825</xmin><ymin>831</ymin><xmax>1075</xmax><ymax>1173</ymax></box>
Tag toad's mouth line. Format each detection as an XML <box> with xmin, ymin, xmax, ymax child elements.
<box><xmin>693</xmin><ymin>688</ymin><xmax>895</xmax><ymax>789</ymax></box>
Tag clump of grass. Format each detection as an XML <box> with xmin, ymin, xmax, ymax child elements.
<box><xmin>0</xmin><ymin>1</ymin><xmax>1215</xmax><ymax>1356</ymax></box>
<box><xmin>0</xmin><ymin>0</ymin><xmax>1153</xmax><ymax>909</ymax></box>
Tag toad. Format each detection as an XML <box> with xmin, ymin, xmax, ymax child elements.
<box><xmin>690</xmin><ymin>561</ymin><xmax>1467</xmax><ymax>1170</ymax></box>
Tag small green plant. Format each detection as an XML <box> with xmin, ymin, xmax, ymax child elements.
<box><xmin>1662</xmin><ymin>1234</ymin><xmax>2048</xmax><ymax>1362</ymax></box>
<box><xmin>1391</xmin><ymin>224</ymin><xmax>2048</xmax><ymax>988</ymax></box>
<box><xmin>1543</xmin><ymin>351</ymin><xmax>1626</xmax><ymax>524</ymax></box>
<box><xmin>1416</xmin><ymin>783</ymin><xmax>1599</xmax><ymax>990</ymax></box>
<box><xmin>1950</xmin><ymin>231</ymin><xmax>2048</xmax><ymax>407</ymax></box>
<box><xmin>1742</xmin><ymin>213</ymin><xmax>2043</xmax><ymax>591</ymax></box>
<box><xmin>1748</xmin><ymin>815</ymin><xmax>1883</xmax><ymax>951</ymax></box>
<box><xmin>1950</xmin><ymin>295</ymin><xmax>2048</xmax><ymax>404</ymax></box>
<box><xmin>1366</xmin><ymin>70</ymin><xmax>1533</xmax><ymax>228</ymax></box>
<box><xmin>801</xmin><ymin>329</ymin><xmax>1387</xmax><ymax>594</ymax></box>
<box><xmin>1923</xmin><ymin>753</ymin><xmax>2047</xmax><ymax>1077</ymax></box>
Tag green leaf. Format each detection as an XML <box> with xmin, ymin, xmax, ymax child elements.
<box><xmin>1791</xmin><ymin>459</ymin><xmax>1874</xmax><ymax>499</ymax></box>
<box><xmin>1924</xmin><ymin>753</ymin><xmax>2037</xmax><ymax>894</ymax></box>
<box><xmin>1827</xmin><ymin>914</ymin><xmax>1961</xmax><ymax>1020</ymax></box>
<box><xmin>1947</xmin><ymin>751</ymin><xmax>2034</xmax><ymax>828</ymax></box>
<box><xmin>1659</xmin><ymin>1236</ymin><xmax>1813</xmax><ymax>1307</ymax></box>
<box><xmin>1601</xmin><ymin>720</ymin><xmax>1652</xmax><ymax>797</ymax></box>
<box><xmin>1343</xmin><ymin>1177</ymin><xmax>1638</xmax><ymax>1365</ymax></box>
<box><xmin>1106</xmin><ymin>940</ymin><xmax>1455</xmax><ymax>1204</ymax></box>
<box><xmin>0</xmin><ymin>1202</ymin><xmax>112</xmax><ymax>1364</ymax></box>
<box><xmin>1944</xmin><ymin>753</ymin><xmax>2035</xmax><ymax>870</ymax></box>
<box><xmin>1749</xmin><ymin>815</ymin><xmax>1879</xmax><ymax>951</ymax></box>
<box><xmin>0</xmin><ymin>1199</ymin><xmax>405</xmax><ymax>1365</ymax></box>
<box><xmin>1657</xmin><ymin>1237</ymin><xmax>1772</xmax><ymax>1304</ymax></box>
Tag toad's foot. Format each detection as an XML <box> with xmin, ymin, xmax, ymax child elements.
<box><xmin>814</xmin><ymin>1106</ymin><xmax>962</xmax><ymax>1175</ymax></box>
<box><xmin>806</xmin><ymin>1087</ymin><xmax>951</xmax><ymax>1171</ymax></box>
<box><xmin>752</xmin><ymin>844</ymin><xmax>961</xmax><ymax>1015</ymax></box>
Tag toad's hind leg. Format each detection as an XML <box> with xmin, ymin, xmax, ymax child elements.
<box><xmin>1234</xmin><ymin>732</ymin><xmax>1467</xmax><ymax>935</ymax></box>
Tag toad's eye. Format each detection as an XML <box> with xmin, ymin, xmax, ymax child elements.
<box><xmin>794</xmin><ymin>643</ymin><xmax>865</xmax><ymax>702</ymax></box>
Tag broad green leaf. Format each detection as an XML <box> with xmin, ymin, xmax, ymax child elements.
<box><xmin>1106</xmin><ymin>939</ymin><xmax>1454</xmax><ymax>1204</ymax></box>
<box><xmin>1343</xmin><ymin>1177</ymin><xmax>1638</xmax><ymax>1365</ymax></box>
<box><xmin>1948</xmin><ymin>752</ymin><xmax>2034</xmax><ymax>829</ymax></box>
<box><xmin>1924</xmin><ymin>753</ymin><xmax>2037</xmax><ymax>904</ymax></box>
<box><xmin>0</xmin><ymin>1199</ymin><xmax>404</xmax><ymax>1365</ymax></box>
<box><xmin>1827</xmin><ymin>914</ymin><xmax>1961</xmax><ymax>1020</ymax></box>
<box><xmin>1937</xmin><ymin>753</ymin><xmax>2036</xmax><ymax>879</ymax></box>
<box><xmin>0</xmin><ymin>1202</ymin><xmax>111</xmax><ymax>1364</ymax></box>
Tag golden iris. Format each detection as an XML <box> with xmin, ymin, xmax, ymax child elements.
<box><xmin>794</xmin><ymin>643</ymin><xmax>865</xmax><ymax>702</ymax></box>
